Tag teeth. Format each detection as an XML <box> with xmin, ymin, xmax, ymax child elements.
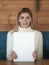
<box><xmin>23</xmin><ymin>23</ymin><xmax>27</xmax><ymax>25</ymax></box>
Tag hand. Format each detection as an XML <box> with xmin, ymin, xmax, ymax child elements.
<box><xmin>32</xmin><ymin>51</ymin><xmax>37</xmax><ymax>60</ymax></box>
<box><xmin>10</xmin><ymin>50</ymin><xmax>18</xmax><ymax>61</ymax></box>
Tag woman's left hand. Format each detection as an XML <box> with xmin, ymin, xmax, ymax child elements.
<box><xmin>32</xmin><ymin>51</ymin><xmax>37</xmax><ymax>60</ymax></box>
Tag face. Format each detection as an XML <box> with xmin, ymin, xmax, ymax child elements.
<box><xmin>18</xmin><ymin>13</ymin><xmax>32</xmax><ymax>28</ymax></box>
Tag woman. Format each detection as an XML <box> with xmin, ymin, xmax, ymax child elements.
<box><xmin>6</xmin><ymin>8</ymin><xmax>43</xmax><ymax>61</ymax></box>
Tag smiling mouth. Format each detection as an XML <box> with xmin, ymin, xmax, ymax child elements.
<box><xmin>22</xmin><ymin>23</ymin><xmax>28</xmax><ymax>25</ymax></box>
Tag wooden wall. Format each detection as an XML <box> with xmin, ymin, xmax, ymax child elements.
<box><xmin>34</xmin><ymin>0</ymin><xmax>49</xmax><ymax>31</ymax></box>
<box><xmin>0</xmin><ymin>0</ymin><xmax>49</xmax><ymax>31</ymax></box>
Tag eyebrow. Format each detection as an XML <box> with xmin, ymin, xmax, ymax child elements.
<box><xmin>20</xmin><ymin>15</ymin><xmax>30</xmax><ymax>17</ymax></box>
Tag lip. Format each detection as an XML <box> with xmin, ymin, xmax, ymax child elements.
<box><xmin>22</xmin><ymin>23</ymin><xmax>28</xmax><ymax>25</ymax></box>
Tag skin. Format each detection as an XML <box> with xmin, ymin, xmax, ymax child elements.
<box><xmin>18</xmin><ymin>13</ymin><xmax>32</xmax><ymax>28</ymax></box>
<box><xmin>11</xmin><ymin>13</ymin><xmax>37</xmax><ymax>61</ymax></box>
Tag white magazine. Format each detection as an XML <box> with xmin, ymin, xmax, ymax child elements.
<box><xmin>13</xmin><ymin>32</ymin><xmax>35</xmax><ymax>62</ymax></box>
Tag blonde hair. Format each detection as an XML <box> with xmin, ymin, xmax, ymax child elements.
<box><xmin>10</xmin><ymin>7</ymin><xmax>33</xmax><ymax>33</ymax></box>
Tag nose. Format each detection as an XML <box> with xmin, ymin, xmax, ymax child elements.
<box><xmin>24</xmin><ymin>19</ymin><xmax>27</xmax><ymax>22</ymax></box>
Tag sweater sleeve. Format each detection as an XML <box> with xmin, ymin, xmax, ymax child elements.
<box><xmin>35</xmin><ymin>31</ymin><xmax>43</xmax><ymax>60</ymax></box>
<box><xmin>37</xmin><ymin>32</ymin><xmax>43</xmax><ymax>60</ymax></box>
<box><xmin>6</xmin><ymin>31</ymin><xmax>13</xmax><ymax>61</ymax></box>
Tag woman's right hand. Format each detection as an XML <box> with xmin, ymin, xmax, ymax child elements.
<box><xmin>10</xmin><ymin>50</ymin><xmax>18</xmax><ymax>61</ymax></box>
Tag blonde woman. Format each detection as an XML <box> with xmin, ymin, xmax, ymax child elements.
<box><xmin>6</xmin><ymin>8</ymin><xmax>43</xmax><ymax>61</ymax></box>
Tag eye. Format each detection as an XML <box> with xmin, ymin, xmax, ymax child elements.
<box><xmin>20</xmin><ymin>16</ymin><xmax>24</xmax><ymax>19</ymax></box>
<box><xmin>26</xmin><ymin>16</ymin><xmax>30</xmax><ymax>19</ymax></box>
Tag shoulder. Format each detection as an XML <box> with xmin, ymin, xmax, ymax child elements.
<box><xmin>32</xmin><ymin>29</ymin><xmax>42</xmax><ymax>36</ymax></box>
<box><xmin>34</xmin><ymin>30</ymin><xmax>42</xmax><ymax>34</ymax></box>
<box><xmin>7</xmin><ymin>30</ymin><xmax>14</xmax><ymax>36</ymax></box>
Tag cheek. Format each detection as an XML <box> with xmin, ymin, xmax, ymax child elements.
<box><xmin>27</xmin><ymin>18</ymin><xmax>31</xmax><ymax>21</ymax></box>
<box><xmin>19</xmin><ymin>19</ymin><xmax>23</xmax><ymax>23</ymax></box>
<box><xmin>19</xmin><ymin>19</ymin><xmax>24</xmax><ymax>22</ymax></box>
<box><xmin>27</xmin><ymin>19</ymin><xmax>31</xmax><ymax>23</ymax></box>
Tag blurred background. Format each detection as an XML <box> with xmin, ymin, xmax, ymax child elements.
<box><xmin>0</xmin><ymin>0</ymin><xmax>49</xmax><ymax>60</ymax></box>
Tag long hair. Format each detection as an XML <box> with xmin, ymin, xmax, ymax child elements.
<box><xmin>12</xmin><ymin>8</ymin><xmax>33</xmax><ymax>32</ymax></box>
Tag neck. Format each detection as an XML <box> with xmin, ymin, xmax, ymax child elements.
<box><xmin>18</xmin><ymin>26</ymin><xmax>32</xmax><ymax>32</ymax></box>
<box><xmin>20</xmin><ymin>26</ymin><xmax>31</xmax><ymax>29</ymax></box>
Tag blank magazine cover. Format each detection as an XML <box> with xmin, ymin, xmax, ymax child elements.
<box><xmin>13</xmin><ymin>32</ymin><xmax>35</xmax><ymax>62</ymax></box>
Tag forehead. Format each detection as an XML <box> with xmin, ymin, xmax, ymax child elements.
<box><xmin>19</xmin><ymin>13</ymin><xmax>30</xmax><ymax>17</ymax></box>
